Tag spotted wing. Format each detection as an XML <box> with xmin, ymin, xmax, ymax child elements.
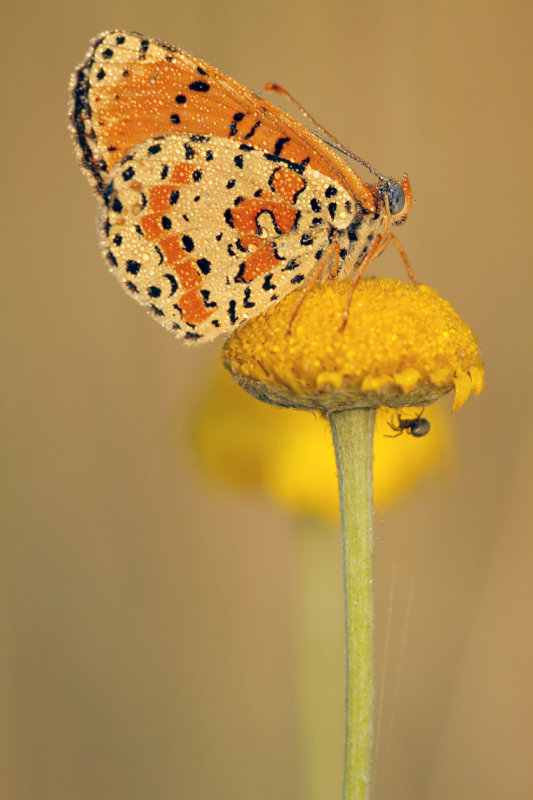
<box><xmin>70</xmin><ymin>30</ymin><xmax>372</xmax><ymax>208</ymax></box>
<box><xmin>102</xmin><ymin>132</ymin><xmax>355</xmax><ymax>341</ymax></box>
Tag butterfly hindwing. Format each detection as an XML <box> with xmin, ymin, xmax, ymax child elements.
<box><xmin>103</xmin><ymin>133</ymin><xmax>355</xmax><ymax>340</ymax></box>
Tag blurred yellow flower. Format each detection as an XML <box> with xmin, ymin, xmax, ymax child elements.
<box><xmin>191</xmin><ymin>370</ymin><xmax>453</xmax><ymax>520</ymax></box>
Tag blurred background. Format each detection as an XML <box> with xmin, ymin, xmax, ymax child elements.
<box><xmin>2</xmin><ymin>1</ymin><xmax>532</xmax><ymax>798</ymax></box>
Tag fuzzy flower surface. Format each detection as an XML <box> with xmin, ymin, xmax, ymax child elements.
<box><xmin>223</xmin><ymin>278</ymin><xmax>484</xmax><ymax>413</ymax></box>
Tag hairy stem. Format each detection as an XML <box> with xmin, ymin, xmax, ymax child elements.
<box><xmin>328</xmin><ymin>407</ymin><xmax>376</xmax><ymax>800</ymax></box>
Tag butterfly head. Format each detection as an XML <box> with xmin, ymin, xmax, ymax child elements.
<box><xmin>378</xmin><ymin>174</ymin><xmax>412</xmax><ymax>224</ymax></box>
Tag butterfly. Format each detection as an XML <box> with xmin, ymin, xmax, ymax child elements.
<box><xmin>70</xmin><ymin>31</ymin><xmax>414</xmax><ymax>342</ymax></box>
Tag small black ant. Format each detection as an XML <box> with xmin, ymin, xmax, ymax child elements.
<box><xmin>386</xmin><ymin>412</ymin><xmax>430</xmax><ymax>438</ymax></box>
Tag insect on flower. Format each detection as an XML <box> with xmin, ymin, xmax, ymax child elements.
<box><xmin>386</xmin><ymin>413</ymin><xmax>431</xmax><ymax>438</ymax></box>
<box><xmin>70</xmin><ymin>31</ymin><xmax>415</xmax><ymax>342</ymax></box>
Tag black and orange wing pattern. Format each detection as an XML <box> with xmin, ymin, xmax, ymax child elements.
<box><xmin>70</xmin><ymin>31</ymin><xmax>411</xmax><ymax>341</ymax></box>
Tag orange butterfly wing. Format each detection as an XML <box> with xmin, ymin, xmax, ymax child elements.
<box><xmin>70</xmin><ymin>31</ymin><xmax>410</xmax><ymax>342</ymax></box>
<box><xmin>70</xmin><ymin>31</ymin><xmax>374</xmax><ymax>209</ymax></box>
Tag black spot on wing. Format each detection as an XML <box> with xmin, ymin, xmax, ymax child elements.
<box><xmin>282</xmin><ymin>258</ymin><xmax>299</xmax><ymax>272</ymax></box>
<box><xmin>164</xmin><ymin>273</ymin><xmax>178</xmax><ymax>294</ymax></box>
<box><xmin>228</xmin><ymin>299</ymin><xmax>237</xmax><ymax>324</ymax></box>
<box><xmin>126</xmin><ymin>260</ymin><xmax>141</xmax><ymax>274</ymax></box>
<box><xmin>189</xmin><ymin>80</ymin><xmax>210</xmax><ymax>92</ymax></box>
<box><xmin>274</xmin><ymin>137</ymin><xmax>290</xmax><ymax>155</ymax></box>
<box><xmin>200</xmin><ymin>289</ymin><xmax>217</xmax><ymax>308</ymax></box>
<box><xmin>197</xmin><ymin>258</ymin><xmax>211</xmax><ymax>275</ymax></box>
<box><xmin>243</xmin><ymin>287</ymin><xmax>255</xmax><ymax>308</ymax></box>
<box><xmin>347</xmin><ymin>215</ymin><xmax>363</xmax><ymax>242</ymax></box>
<box><xmin>263</xmin><ymin>274</ymin><xmax>276</xmax><ymax>291</ymax></box>
<box><xmin>262</xmin><ymin>152</ymin><xmax>306</xmax><ymax>174</ymax></box>
<box><xmin>244</xmin><ymin>120</ymin><xmax>261</xmax><ymax>139</ymax></box>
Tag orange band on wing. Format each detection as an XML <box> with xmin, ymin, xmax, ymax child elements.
<box><xmin>236</xmin><ymin>241</ymin><xmax>282</xmax><ymax>282</ymax></box>
<box><xmin>231</xmin><ymin>198</ymin><xmax>298</xmax><ymax>234</ymax></box>
<box><xmin>179</xmin><ymin>288</ymin><xmax>212</xmax><ymax>324</ymax></box>
<box><xmin>173</xmin><ymin>260</ymin><xmax>202</xmax><ymax>290</ymax></box>
<box><xmin>269</xmin><ymin>167</ymin><xmax>306</xmax><ymax>204</ymax></box>
<box><xmin>158</xmin><ymin>235</ymin><xmax>186</xmax><ymax>261</ymax></box>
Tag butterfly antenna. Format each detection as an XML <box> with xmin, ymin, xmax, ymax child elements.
<box><xmin>265</xmin><ymin>82</ymin><xmax>389</xmax><ymax>181</ymax></box>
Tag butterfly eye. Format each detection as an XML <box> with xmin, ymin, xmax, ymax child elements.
<box><xmin>380</xmin><ymin>180</ymin><xmax>405</xmax><ymax>216</ymax></box>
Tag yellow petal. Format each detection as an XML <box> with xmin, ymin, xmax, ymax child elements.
<box><xmin>452</xmin><ymin>371</ymin><xmax>473</xmax><ymax>412</ymax></box>
<box><xmin>469</xmin><ymin>365</ymin><xmax>486</xmax><ymax>395</ymax></box>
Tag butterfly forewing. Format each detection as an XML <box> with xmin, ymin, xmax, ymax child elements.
<box><xmin>72</xmin><ymin>31</ymin><xmax>370</xmax><ymax>202</ymax></box>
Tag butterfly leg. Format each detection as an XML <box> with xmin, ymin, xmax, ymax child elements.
<box><xmin>339</xmin><ymin>233</ymin><xmax>386</xmax><ymax>331</ymax></box>
<box><xmin>364</xmin><ymin>229</ymin><xmax>416</xmax><ymax>284</ymax></box>
<box><xmin>390</xmin><ymin>233</ymin><xmax>417</xmax><ymax>283</ymax></box>
<box><xmin>287</xmin><ymin>241</ymin><xmax>340</xmax><ymax>334</ymax></box>
<box><xmin>339</xmin><ymin>230</ymin><xmax>417</xmax><ymax>331</ymax></box>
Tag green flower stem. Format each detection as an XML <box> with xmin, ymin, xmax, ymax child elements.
<box><xmin>328</xmin><ymin>407</ymin><xmax>376</xmax><ymax>800</ymax></box>
<box><xmin>294</xmin><ymin>517</ymin><xmax>343</xmax><ymax>800</ymax></box>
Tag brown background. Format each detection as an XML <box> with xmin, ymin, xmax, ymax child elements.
<box><xmin>2</xmin><ymin>0</ymin><xmax>532</xmax><ymax>798</ymax></box>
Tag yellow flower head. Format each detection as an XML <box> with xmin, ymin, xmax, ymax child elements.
<box><xmin>223</xmin><ymin>278</ymin><xmax>484</xmax><ymax>413</ymax></box>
